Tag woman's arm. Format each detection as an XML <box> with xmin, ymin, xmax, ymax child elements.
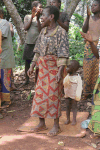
<box><xmin>24</xmin><ymin>7</ymin><xmax>36</xmax><ymax>31</ymax></box>
<box><xmin>80</xmin><ymin>31</ymin><xmax>99</xmax><ymax>59</ymax></box>
<box><xmin>57</xmin><ymin>20</ymin><xmax>69</xmax><ymax>32</ymax></box>
<box><xmin>82</xmin><ymin>6</ymin><xmax>91</xmax><ymax>33</ymax></box>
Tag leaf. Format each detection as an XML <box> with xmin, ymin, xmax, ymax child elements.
<box><xmin>91</xmin><ymin>143</ymin><xmax>97</xmax><ymax>148</ymax></box>
<box><xmin>27</xmin><ymin>92</ymin><xmax>32</xmax><ymax>100</ymax></box>
<box><xmin>7</xmin><ymin>110</ymin><xmax>16</xmax><ymax>113</ymax></box>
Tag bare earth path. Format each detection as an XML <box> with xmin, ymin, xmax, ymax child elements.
<box><xmin>0</xmin><ymin>69</ymin><xmax>98</xmax><ymax>150</ymax></box>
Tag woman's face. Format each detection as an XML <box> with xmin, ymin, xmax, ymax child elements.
<box><xmin>41</xmin><ymin>9</ymin><xmax>50</xmax><ymax>28</ymax></box>
<box><xmin>50</xmin><ymin>0</ymin><xmax>60</xmax><ymax>9</ymax></box>
<box><xmin>91</xmin><ymin>1</ymin><xmax>100</xmax><ymax>14</ymax></box>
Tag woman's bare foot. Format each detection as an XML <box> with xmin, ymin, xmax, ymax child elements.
<box><xmin>47</xmin><ymin>126</ymin><xmax>61</xmax><ymax>136</ymax></box>
<box><xmin>64</xmin><ymin>120</ymin><xmax>70</xmax><ymax>125</ymax></box>
<box><xmin>29</xmin><ymin>118</ymin><xmax>47</xmax><ymax>133</ymax></box>
<box><xmin>47</xmin><ymin>118</ymin><xmax>61</xmax><ymax>136</ymax></box>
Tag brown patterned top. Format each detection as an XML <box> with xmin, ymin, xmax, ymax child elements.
<box><xmin>33</xmin><ymin>25</ymin><xmax>69</xmax><ymax>58</ymax></box>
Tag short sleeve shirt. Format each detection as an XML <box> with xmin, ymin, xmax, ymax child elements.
<box><xmin>33</xmin><ymin>25</ymin><xmax>69</xmax><ymax>58</ymax></box>
<box><xmin>24</xmin><ymin>15</ymin><xmax>39</xmax><ymax>44</ymax></box>
<box><xmin>0</xmin><ymin>19</ymin><xmax>15</xmax><ymax>69</ymax></box>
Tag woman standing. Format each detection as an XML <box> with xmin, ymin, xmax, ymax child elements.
<box><xmin>82</xmin><ymin>0</ymin><xmax>100</xmax><ymax>99</ymax></box>
<box><xmin>50</xmin><ymin>0</ymin><xmax>70</xmax><ymax>32</ymax></box>
<box><xmin>80</xmin><ymin>31</ymin><xmax>100</xmax><ymax>138</ymax></box>
<box><xmin>28</xmin><ymin>6</ymin><xmax>69</xmax><ymax>136</ymax></box>
<box><xmin>23</xmin><ymin>1</ymin><xmax>42</xmax><ymax>85</ymax></box>
<box><xmin>0</xmin><ymin>8</ymin><xmax>15</xmax><ymax>109</ymax></box>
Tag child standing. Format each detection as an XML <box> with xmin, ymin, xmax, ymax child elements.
<box><xmin>63</xmin><ymin>60</ymin><xmax>82</xmax><ymax>125</ymax></box>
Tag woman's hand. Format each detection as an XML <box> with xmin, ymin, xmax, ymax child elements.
<box><xmin>56</xmin><ymin>65</ymin><xmax>64</xmax><ymax>83</ymax></box>
<box><xmin>32</xmin><ymin>7</ymin><xmax>36</xmax><ymax>18</ymax></box>
<box><xmin>80</xmin><ymin>31</ymin><xmax>93</xmax><ymax>43</ymax></box>
<box><xmin>27</xmin><ymin>61</ymin><xmax>36</xmax><ymax>77</ymax></box>
<box><xmin>56</xmin><ymin>71</ymin><xmax>62</xmax><ymax>83</ymax></box>
<box><xmin>87</xmin><ymin>5</ymin><xmax>91</xmax><ymax>17</ymax></box>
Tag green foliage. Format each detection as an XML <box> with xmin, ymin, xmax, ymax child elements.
<box><xmin>69</xmin><ymin>21</ymin><xmax>84</xmax><ymax>66</ymax></box>
<box><xmin>12</xmin><ymin>33</ymin><xmax>24</xmax><ymax>69</ymax></box>
<box><xmin>72</xmin><ymin>13</ymin><xmax>84</xmax><ymax>28</ymax></box>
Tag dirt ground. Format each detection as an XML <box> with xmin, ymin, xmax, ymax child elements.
<box><xmin>0</xmin><ymin>68</ymin><xmax>99</xmax><ymax>150</ymax></box>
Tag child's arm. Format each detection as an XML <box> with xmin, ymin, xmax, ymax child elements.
<box><xmin>82</xmin><ymin>5</ymin><xmax>91</xmax><ymax>33</ymax></box>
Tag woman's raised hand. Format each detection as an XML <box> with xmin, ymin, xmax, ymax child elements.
<box><xmin>27</xmin><ymin>61</ymin><xmax>36</xmax><ymax>77</ymax></box>
<box><xmin>32</xmin><ymin>7</ymin><xmax>36</xmax><ymax>18</ymax></box>
<box><xmin>80</xmin><ymin>31</ymin><xmax>93</xmax><ymax>42</ymax></box>
<box><xmin>87</xmin><ymin>5</ymin><xmax>91</xmax><ymax>17</ymax></box>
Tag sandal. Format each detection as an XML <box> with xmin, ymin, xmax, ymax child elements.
<box><xmin>28</xmin><ymin>125</ymin><xmax>48</xmax><ymax>133</ymax></box>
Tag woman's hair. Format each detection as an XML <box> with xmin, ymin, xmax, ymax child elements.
<box><xmin>31</xmin><ymin>1</ymin><xmax>41</xmax><ymax>9</ymax></box>
<box><xmin>56</xmin><ymin>0</ymin><xmax>61</xmax><ymax>9</ymax></box>
<box><xmin>94</xmin><ymin>0</ymin><xmax>100</xmax><ymax>4</ymax></box>
<box><xmin>0</xmin><ymin>7</ymin><xmax>4</xmax><ymax>15</ymax></box>
<box><xmin>45</xmin><ymin>6</ymin><xmax>59</xmax><ymax>22</ymax></box>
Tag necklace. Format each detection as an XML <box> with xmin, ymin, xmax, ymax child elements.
<box><xmin>47</xmin><ymin>25</ymin><xmax>57</xmax><ymax>30</ymax></box>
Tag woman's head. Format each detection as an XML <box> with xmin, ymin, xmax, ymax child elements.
<box><xmin>91</xmin><ymin>0</ymin><xmax>100</xmax><ymax>14</ymax></box>
<box><xmin>0</xmin><ymin>7</ymin><xmax>4</xmax><ymax>19</ymax></box>
<box><xmin>31</xmin><ymin>1</ymin><xmax>42</xmax><ymax>12</ymax></box>
<box><xmin>50</xmin><ymin>0</ymin><xmax>61</xmax><ymax>9</ymax></box>
<box><xmin>41</xmin><ymin>6</ymin><xmax>59</xmax><ymax>28</ymax></box>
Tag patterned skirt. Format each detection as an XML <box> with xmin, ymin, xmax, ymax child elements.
<box><xmin>88</xmin><ymin>77</ymin><xmax>100</xmax><ymax>134</ymax></box>
<box><xmin>31</xmin><ymin>55</ymin><xmax>63</xmax><ymax>119</ymax></box>
<box><xmin>0</xmin><ymin>69</ymin><xmax>11</xmax><ymax>107</ymax></box>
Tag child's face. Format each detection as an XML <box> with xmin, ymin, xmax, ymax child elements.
<box><xmin>50</xmin><ymin>0</ymin><xmax>60</xmax><ymax>9</ymax></box>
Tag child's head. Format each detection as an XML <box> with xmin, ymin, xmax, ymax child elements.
<box><xmin>50</xmin><ymin>0</ymin><xmax>61</xmax><ymax>10</ymax></box>
<box><xmin>67</xmin><ymin>60</ymin><xmax>80</xmax><ymax>75</ymax></box>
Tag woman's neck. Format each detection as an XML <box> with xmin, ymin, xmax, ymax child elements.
<box><xmin>93</xmin><ymin>12</ymin><xmax>100</xmax><ymax>19</ymax></box>
<box><xmin>47</xmin><ymin>21</ymin><xmax>57</xmax><ymax>30</ymax></box>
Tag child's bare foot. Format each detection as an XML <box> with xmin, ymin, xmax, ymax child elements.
<box><xmin>71</xmin><ymin>120</ymin><xmax>76</xmax><ymax>125</ymax></box>
<box><xmin>64</xmin><ymin>120</ymin><xmax>70</xmax><ymax>125</ymax></box>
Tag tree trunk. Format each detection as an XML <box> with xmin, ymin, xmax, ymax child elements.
<box><xmin>65</xmin><ymin>0</ymin><xmax>81</xmax><ymax>19</ymax></box>
<box><xmin>3</xmin><ymin>0</ymin><xmax>25</xmax><ymax>44</ymax></box>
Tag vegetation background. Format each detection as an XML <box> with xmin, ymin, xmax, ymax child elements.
<box><xmin>0</xmin><ymin>0</ymin><xmax>91</xmax><ymax>68</ymax></box>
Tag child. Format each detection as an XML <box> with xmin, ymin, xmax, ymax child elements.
<box><xmin>63</xmin><ymin>60</ymin><xmax>82</xmax><ymax>125</ymax></box>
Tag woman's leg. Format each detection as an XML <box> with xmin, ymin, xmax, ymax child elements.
<box><xmin>47</xmin><ymin>118</ymin><xmax>61</xmax><ymax>136</ymax></box>
<box><xmin>65</xmin><ymin>98</ymin><xmax>71</xmax><ymax>124</ymax></box>
<box><xmin>24</xmin><ymin>60</ymin><xmax>31</xmax><ymax>85</ymax></box>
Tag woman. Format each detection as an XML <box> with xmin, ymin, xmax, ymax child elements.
<box><xmin>82</xmin><ymin>0</ymin><xmax>100</xmax><ymax>100</ymax></box>
<box><xmin>50</xmin><ymin>0</ymin><xmax>70</xmax><ymax>32</ymax></box>
<box><xmin>27</xmin><ymin>6</ymin><xmax>69</xmax><ymax>136</ymax></box>
<box><xmin>23</xmin><ymin>1</ymin><xmax>42</xmax><ymax>85</ymax></box>
<box><xmin>0</xmin><ymin>8</ymin><xmax>15</xmax><ymax>110</ymax></box>
<box><xmin>80</xmin><ymin>31</ymin><xmax>100</xmax><ymax>138</ymax></box>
